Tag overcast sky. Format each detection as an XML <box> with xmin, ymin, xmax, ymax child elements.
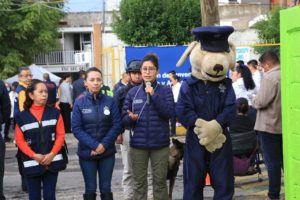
<box><xmin>64</xmin><ymin>0</ymin><xmax>120</xmax><ymax>12</ymax></box>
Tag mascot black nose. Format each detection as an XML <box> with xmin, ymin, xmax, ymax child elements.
<box><xmin>213</xmin><ymin>64</ymin><xmax>224</xmax><ymax>74</ymax></box>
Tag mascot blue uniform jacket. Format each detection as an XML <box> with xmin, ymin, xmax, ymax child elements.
<box><xmin>176</xmin><ymin>76</ymin><xmax>236</xmax><ymax>200</ymax></box>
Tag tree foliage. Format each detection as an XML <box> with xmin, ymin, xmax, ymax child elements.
<box><xmin>112</xmin><ymin>0</ymin><xmax>201</xmax><ymax>45</ymax></box>
<box><xmin>0</xmin><ymin>0</ymin><xmax>64</xmax><ymax>78</ymax></box>
<box><xmin>253</xmin><ymin>7</ymin><xmax>280</xmax><ymax>55</ymax></box>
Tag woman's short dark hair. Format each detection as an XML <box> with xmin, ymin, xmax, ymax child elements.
<box><xmin>141</xmin><ymin>53</ymin><xmax>159</xmax><ymax>69</ymax></box>
<box><xmin>84</xmin><ymin>67</ymin><xmax>103</xmax><ymax>80</ymax></box>
<box><xmin>236</xmin><ymin>97</ymin><xmax>249</xmax><ymax>114</ymax></box>
<box><xmin>235</xmin><ymin>64</ymin><xmax>255</xmax><ymax>90</ymax></box>
<box><xmin>24</xmin><ymin>79</ymin><xmax>47</xmax><ymax>110</ymax></box>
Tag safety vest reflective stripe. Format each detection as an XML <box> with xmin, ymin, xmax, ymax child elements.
<box><xmin>20</xmin><ymin>119</ymin><xmax>58</xmax><ymax>132</ymax></box>
<box><xmin>42</xmin><ymin>119</ymin><xmax>57</xmax><ymax>127</ymax></box>
<box><xmin>23</xmin><ymin>154</ymin><xmax>63</xmax><ymax>168</ymax></box>
<box><xmin>20</xmin><ymin>122</ymin><xmax>39</xmax><ymax>132</ymax></box>
<box><xmin>23</xmin><ymin>160</ymin><xmax>39</xmax><ymax>168</ymax></box>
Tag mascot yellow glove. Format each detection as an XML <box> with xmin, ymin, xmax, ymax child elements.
<box><xmin>204</xmin><ymin>134</ymin><xmax>226</xmax><ymax>153</ymax></box>
<box><xmin>194</xmin><ymin>119</ymin><xmax>226</xmax><ymax>152</ymax></box>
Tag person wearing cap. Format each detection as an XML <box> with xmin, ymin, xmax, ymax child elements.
<box><xmin>115</xmin><ymin>60</ymin><xmax>154</xmax><ymax>200</ymax></box>
<box><xmin>122</xmin><ymin>54</ymin><xmax>175</xmax><ymax>200</ymax></box>
<box><xmin>113</xmin><ymin>59</ymin><xmax>143</xmax><ymax>200</ymax></box>
<box><xmin>176</xmin><ymin>26</ymin><xmax>236</xmax><ymax>200</ymax></box>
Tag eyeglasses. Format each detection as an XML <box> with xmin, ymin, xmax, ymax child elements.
<box><xmin>141</xmin><ymin>67</ymin><xmax>156</xmax><ymax>73</ymax></box>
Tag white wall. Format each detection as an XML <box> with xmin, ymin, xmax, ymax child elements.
<box><xmin>102</xmin><ymin>32</ymin><xmax>125</xmax><ymax>47</ymax></box>
<box><xmin>63</xmin><ymin>34</ymin><xmax>75</xmax><ymax>51</ymax></box>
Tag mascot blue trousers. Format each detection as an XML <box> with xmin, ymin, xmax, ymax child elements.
<box><xmin>176</xmin><ymin>77</ymin><xmax>236</xmax><ymax>200</ymax></box>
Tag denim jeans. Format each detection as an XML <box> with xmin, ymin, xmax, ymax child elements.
<box><xmin>79</xmin><ymin>155</ymin><xmax>115</xmax><ymax>194</ymax></box>
<box><xmin>258</xmin><ymin>131</ymin><xmax>283</xmax><ymax>199</ymax></box>
<box><xmin>27</xmin><ymin>171</ymin><xmax>58</xmax><ymax>200</ymax></box>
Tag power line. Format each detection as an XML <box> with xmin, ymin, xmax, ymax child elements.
<box><xmin>0</xmin><ymin>1</ymin><xmax>64</xmax><ymax>12</ymax></box>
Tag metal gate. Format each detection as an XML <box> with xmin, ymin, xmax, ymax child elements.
<box><xmin>101</xmin><ymin>47</ymin><xmax>125</xmax><ymax>89</ymax></box>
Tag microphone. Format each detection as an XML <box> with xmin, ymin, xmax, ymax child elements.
<box><xmin>146</xmin><ymin>81</ymin><xmax>151</xmax><ymax>105</ymax></box>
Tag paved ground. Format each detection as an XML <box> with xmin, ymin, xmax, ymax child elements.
<box><xmin>3</xmin><ymin>134</ymin><xmax>284</xmax><ymax>200</ymax></box>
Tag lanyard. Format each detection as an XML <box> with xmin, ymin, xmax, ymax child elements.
<box><xmin>132</xmin><ymin>84</ymin><xmax>158</xmax><ymax>123</ymax></box>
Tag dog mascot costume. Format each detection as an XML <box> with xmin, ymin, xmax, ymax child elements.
<box><xmin>176</xmin><ymin>26</ymin><xmax>236</xmax><ymax>200</ymax></box>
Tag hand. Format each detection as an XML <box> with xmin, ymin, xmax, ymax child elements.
<box><xmin>41</xmin><ymin>152</ymin><xmax>55</xmax><ymax>166</ymax></box>
<box><xmin>194</xmin><ymin>119</ymin><xmax>223</xmax><ymax>146</ymax></box>
<box><xmin>145</xmin><ymin>86</ymin><xmax>154</xmax><ymax>95</ymax></box>
<box><xmin>127</xmin><ymin>110</ymin><xmax>138</xmax><ymax>121</ymax></box>
<box><xmin>95</xmin><ymin>144</ymin><xmax>105</xmax><ymax>154</ymax></box>
<box><xmin>204</xmin><ymin>134</ymin><xmax>226</xmax><ymax>153</ymax></box>
<box><xmin>115</xmin><ymin>134</ymin><xmax>123</xmax><ymax>144</ymax></box>
<box><xmin>91</xmin><ymin>150</ymin><xmax>98</xmax><ymax>156</ymax></box>
<box><xmin>32</xmin><ymin>153</ymin><xmax>45</xmax><ymax>164</ymax></box>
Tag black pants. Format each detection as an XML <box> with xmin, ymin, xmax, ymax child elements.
<box><xmin>258</xmin><ymin>131</ymin><xmax>283</xmax><ymax>199</ymax></box>
<box><xmin>0</xmin><ymin>137</ymin><xmax>6</xmax><ymax>200</ymax></box>
<box><xmin>3</xmin><ymin>118</ymin><xmax>11</xmax><ymax>139</ymax></box>
<box><xmin>59</xmin><ymin>102</ymin><xmax>72</xmax><ymax>133</ymax></box>
<box><xmin>16</xmin><ymin>149</ymin><xmax>28</xmax><ymax>192</ymax></box>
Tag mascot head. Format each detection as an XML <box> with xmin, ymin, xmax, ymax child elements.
<box><xmin>177</xmin><ymin>26</ymin><xmax>236</xmax><ymax>82</ymax></box>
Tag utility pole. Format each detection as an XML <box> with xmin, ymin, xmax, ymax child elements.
<box><xmin>102</xmin><ymin>0</ymin><xmax>106</xmax><ymax>32</ymax></box>
<box><xmin>200</xmin><ymin>0</ymin><xmax>220</xmax><ymax>26</ymax></box>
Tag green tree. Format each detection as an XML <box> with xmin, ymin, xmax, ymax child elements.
<box><xmin>0</xmin><ymin>0</ymin><xmax>64</xmax><ymax>78</ymax></box>
<box><xmin>253</xmin><ymin>7</ymin><xmax>280</xmax><ymax>55</ymax></box>
<box><xmin>112</xmin><ymin>0</ymin><xmax>201</xmax><ymax>45</ymax></box>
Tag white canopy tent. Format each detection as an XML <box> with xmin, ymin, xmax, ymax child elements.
<box><xmin>5</xmin><ymin>64</ymin><xmax>61</xmax><ymax>85</ymax></box>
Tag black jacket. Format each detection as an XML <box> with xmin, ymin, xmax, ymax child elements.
<box><xmin>44</xmin><ymin>80</ymin><xmax>57</xmax><ymax>105</ymax></box>
<box><xmin>0</xmin><ymin>80</ymin><xmax>11</xmax><ymax>131</ymax></box>
<box><xmin>72</xmin><ymin>78</ymin><xmax>86</xmax><ymax>101</ymax></box>
<box><xmin>113</xmin><ymin>82</ymin><xmax>137</xmax><ymax>114</ymax></box>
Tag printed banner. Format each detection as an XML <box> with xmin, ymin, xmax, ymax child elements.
<box><xmin>125</xmin><ymin>46</ymin><xmax>191</xmax><ymax>85</ymax></box>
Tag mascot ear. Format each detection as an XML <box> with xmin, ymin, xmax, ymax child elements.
<box><xmin>228</xmin><ymin>42</ymin><xmax>236</xmax><ymax>70</ymax></box>
<box><xmin>176</xmin><ymin>41</ymin><xmax>198</xmax><ymax>67</ymax></box>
